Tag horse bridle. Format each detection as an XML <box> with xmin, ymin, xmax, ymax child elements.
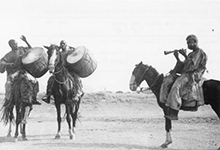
<box><xmin>131</xmin><ymin>64</ymin><xmax>160</xmax><ymax>92</ymax></box>
<box><xmin>49</xmin><ymin>50</ymin><xmax>68</xmax><ymax>84</ymax></box>
<box><xmin>130</xmin><ymin>65</ymin><xmax>150</xmax><ymax>88</ymax></box>
<box><xmin>139</xmin><ymin>65</ymin><xmax>160</xmax><ymax>92</ymax></box>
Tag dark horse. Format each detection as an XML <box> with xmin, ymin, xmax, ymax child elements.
<box><xmin>44</xmin><ymin>44</ymin><xmax>81</xmax><ymax>139</ymax></box>
<box><xmin>1</xmin><ymin>70</ymin><xmax>33</xmax><ymax>141</ymax></box>
<box><xmin>130</xmin><ymin>61</ymin><xmax>220</xmax><ymax>149</ymax></box>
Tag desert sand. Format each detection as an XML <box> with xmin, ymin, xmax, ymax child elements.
<box><xmin>0</xmin><ymin>91</ymin><xmax>219</xmax><ymax>150</ymax></box>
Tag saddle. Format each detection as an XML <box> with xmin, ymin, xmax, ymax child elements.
<box><xmin>180</xmin><ymin>79</ymin><xmax>205</xmax><ymax>111</ymax></box>
<box><xmin>163</xmin><ymin>73</ymin><xmax>206</xmax><ymax>112</ymax></box>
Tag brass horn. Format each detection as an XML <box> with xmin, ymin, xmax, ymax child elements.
<box><xmin>164</xmin><ymin>49</ymin><xmax>186</xmax><ymax>55</ymax></box>
<box><xmin>164</xmin><ymin>50</ymin><xmax>177</xmax><ymax>55</ymax></box>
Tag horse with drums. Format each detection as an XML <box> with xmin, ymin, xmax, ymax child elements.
<box><xmin>44</xmin><ymin>44</ymin><xmax>84</xmax><ymax>139</ymax></box>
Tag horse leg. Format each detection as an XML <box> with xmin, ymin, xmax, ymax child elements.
<box><xmin>55</xmin><ymin>103</ymin><xmax>61</xmax><ymax>139</ymax></box>
<box><xmin>14</xmin><ymin>123</ymin><xmax>20</xmax><ymax>142</ymax></box>
<box><xmin>17</xmin><ymin>105</ymin><xmax>29</xmax><ymax>141</ymax></box>
<box><xmin>6</xmin><ymin>105</ymin><xmax>14</xmax><ymax>137</ymax></box>
<box><xmin>66</xmin><ymin>105</ymin><xmax>74</xmax><ymax>140</ymax></box>
<box><xmin>71</xmin><ymin>101</ymin><xmax>80</xmax><ymax>140</ymax></box>
<box><xmin>18</xmin><ymin>102</ymin><xmax>30</xmax><ymax>141</ymax></box>
<box><xmin>21</xmin><ymin>124</ymin><xmax>27</xmax><ymax>141</ymax></box>
<box><xmin>7</xmin><ymin>122</ymin><xmax>12</xmax><ymax>137</ymax></box>
<box><xmin>7</xmin><ymin>108</ymin><xmax>14</xmax><ymax>137</ymax></box>
<box><xmin>161</xmin><ymin>110</ymin><xmax>173</xmax><ymax>148</ymax></box>
<box><xmin>14</xmin><ymin>108</ymin><xmax>21</xmax><ymax>142</ymax></box>
<box><xmin>21</xmin><ymin>106</ymin><xmax>30</xmax><ymax>124</ymax></box>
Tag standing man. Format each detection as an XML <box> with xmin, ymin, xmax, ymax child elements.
<box><xmin>163</xmin><ymin>34</ymin><xmax>207</xmax><ymax>120</ymax></box>
<box><xmin>0</xmin><ymin>35</ymin><xmax>41</xmax><ymax>105</ymax></box>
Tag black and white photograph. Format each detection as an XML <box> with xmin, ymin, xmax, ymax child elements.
<box><xmin>0</xmin><ymin>0</ymin><xmax>220</xmax><ymax>150</ymax></box>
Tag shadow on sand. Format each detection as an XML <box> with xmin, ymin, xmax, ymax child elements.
<box><xmin>0</xmin><ymin>136</ymin><xmax>15</xmax><ymax>143</ymax></box>
<box><xmin>35</xmin><ymin>142</ymin><xmax>217</xmax><ymax>150</ymax></box>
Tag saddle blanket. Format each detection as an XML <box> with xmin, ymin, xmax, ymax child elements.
<box><xmin>160</xmin><ymin>74</ymin><xmax>206</xmax><ymax>111</ymax></box>
<box><xmin>181</xmin><ymin>78</ymin><xmax>206</xmax><ymax>109</ymax></box>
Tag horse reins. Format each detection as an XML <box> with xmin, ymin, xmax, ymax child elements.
<box><xmin>148</xmin><ymin>73</ymin><xmax>160</xmax><ymax>92</ymax></box>
<box><xmin>134</xmin><ymin>65</ymin><xmax>150</xmax><ymax>87</ymax></box>
<box><xmin>134</xmin><ymin>65</ymin><xmax>160</xmax><ymax>92</ymax></box>
<box><xmin>51</xmin><ymin>53</ymin><xmax>69</xmax><ymax>85</ymax></box>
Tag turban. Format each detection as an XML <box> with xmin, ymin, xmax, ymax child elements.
<box><xmin>186</xmin><ymin>34</ymin><xmax>198</xmax><ymax>43</ymax></box>
<box><xmin>8</xmin><ymin>39</ymin><xmax>16</xmax><ymax>47</ymax></box>
<box><xmin>60</xmin><ymin>40</ymin><xmax>67</xmax><ymax>45</ymax></box>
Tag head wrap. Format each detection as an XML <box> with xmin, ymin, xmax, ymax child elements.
<box><xmin>8</xmin><ymin>39</ymin><xmax>16</xmax><ymax>47</ymax></box>
<box><xmin>60</xmin><ymin>40</ymin><xmax>67</xmax><ymax>46</ymax></box>
<box><xmin>186</xmin><ymin>34</ymin><xmax>198</xmax><ymax>43</ymax></box>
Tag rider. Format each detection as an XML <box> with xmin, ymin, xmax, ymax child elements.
<box><xmin>161</xmin><ymin>34</ymin><xmax>207</xmax><ymax>120</ymax></box>
<box><xmin>42</xmin><ymin>40</ymin><xmax>83</xmax><ymax>103</ymax></box>
<box><xmin>0</xmin><ymin>35</ymin><xmax>41</xmax><ymax>105</ymax></box>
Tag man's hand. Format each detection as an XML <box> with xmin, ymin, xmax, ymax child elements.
<box><xmin>173</xmin><ymin>50</ymin><xmax>179</xmax><ymax>58</ymax></box>
<box><xmin>179</xmin><ymin>48</ymin><xmax>187</xmax><ymax>58</ymax></box>
<box><xmin>20</xmin><ymin>35</ymin><xmax>27</xmax><ymax>42</ymax></box>
<box><xmin>20</xmin><ymin>35</ymin><xmax>32</xmax><ymax>48</ymax></box>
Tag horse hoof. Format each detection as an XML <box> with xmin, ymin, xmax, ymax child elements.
<box><xmin>160</xmin><ymin>144</ymin><xmax>168</xmax><ymax>148</ymax></box>
<box><xmin>70</xmin><ymin>134</ymin><xmax>75</xmax><ymax>140</ymax></box>
<box><xmin>14</xmin><ymin>137</ymin><xmax>18</xmax><ymax>142</ymax></box>
<box><xmin>7</xmin><ymin>133</ymin><xmax>11</xmax><ymax>138</ymax></box>
<box><xmin>160</xmin><ymin>141</ymin><xmax>172</xmax><ymax>148</ymax></box>
<box><xmin>22</xmin><ymin>137</ymin><xmax>28</xmax><ymax>141</ymax></box>
<box><xmin>55</xmin><ymin>135</ymin><xmax>60</xmax><ymax>139</ymax></box>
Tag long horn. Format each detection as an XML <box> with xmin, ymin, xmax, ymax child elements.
<box><xmin>164</xmin><ymin>50</ymin><xmax>175</xmax><ymax>55</ymax></box>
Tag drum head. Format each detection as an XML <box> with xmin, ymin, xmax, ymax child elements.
<box><xmin>22</xmin><ymin>47</ymin><xmax>46</xmax><ymax>64</ymax></box>
<box><xmin>66</xmin><ymin>46</ymin><xmax>86</xmax><ymax>64</ymax></box>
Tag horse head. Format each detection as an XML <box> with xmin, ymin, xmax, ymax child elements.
<box><xmin>44</xmin><ymin>44</ymin><xmax>60</xmax><ymax>73</ymax></box>
<box><xmin>129</xmin><ymin>61</ymin><xmax>150</xmax><ymax>91</ymax></box>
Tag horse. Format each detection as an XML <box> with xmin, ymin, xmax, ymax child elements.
<box><xmin>44</xmin><ymin>44</ymin><xmax>81</xmax><ymax>139</ymax></box>
<box><xmin>5</xmin><ymin>75</ymin><xmax>39</xmax><ymax>139</ymax></box>
<box><xmin>1</xmin><ymin>69</ymin><xmax>33</xmax><ymax>141</ymax></box>
<box><xmin>129</xmin><ymin>61</ymin><xmax>220</xmax><ymax>149</ymax></box>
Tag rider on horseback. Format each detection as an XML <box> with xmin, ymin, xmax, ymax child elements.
<box><xmin>42</xmin><ymin>40</ymin><xmax>83</xmax><ymax>104</ymax></box>
<box><xmin>160</xmin><ymin>34</ymin><xmax>207</xmax><ymax>120</ymax></box>
<box><xmin>0</xmin><ymin>35</ymin><xmax>41</xmax><ymax>106</ymax></box>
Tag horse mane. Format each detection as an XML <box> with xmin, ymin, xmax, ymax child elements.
<box><xmin>142</xmin><ymin>63</ymin><xmax>160</xmax><ymax>75</ymax></box>
<box><xmin>50</xmin><ymin>44</ymin><xmax>58</xmax><ymax>49</ymax></box>
<box><xmin>149</xmin><ymin>65</ymin><xmax>159</xmax><ymax>75</ymax></box>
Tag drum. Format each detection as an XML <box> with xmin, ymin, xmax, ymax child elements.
<box><xmin>22</xmin><ymin>47</ymin><xmax>48</xmax><ymax>78</ymax></box>
<box><xmin>65</xmin><ymin>46</ymin><xmax>97</xmax><ymax>78</ymax></box>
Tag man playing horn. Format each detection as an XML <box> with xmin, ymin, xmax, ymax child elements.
<box><xmin>160</xmin><ymin>34</ymin><xmax>207</xmax><ymax>120</ymax></box>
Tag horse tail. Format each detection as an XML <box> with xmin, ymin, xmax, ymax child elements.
<box><xmin>0</xmin><ymin>98</ymin><xmax>14</xmax><ymax>125</ymax></box>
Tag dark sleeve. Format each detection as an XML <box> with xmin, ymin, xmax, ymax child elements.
<box><xmin>200</xmin><ymin>51</ymin><xmax>207</xmax><ymax>69</ymax></box>
<box><xmin>0</xmin><ymin>52</ymin><xmax>12</xmax><ymax>63</ymax></box>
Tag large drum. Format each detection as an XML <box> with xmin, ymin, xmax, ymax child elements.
<box><xmin>22</xmin><ymin>47</ymin><xmax>48</xmax><ymax>78</ymax></box>
<box><xmin>65</xmin><ymin>46</ymin><xmax>97</xmax><ymax>78</ymax></box>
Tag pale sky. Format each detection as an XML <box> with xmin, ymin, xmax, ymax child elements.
<box><xmin>0</xmin><ymin>0</ymin><xmax>219</xmax><ymax>93</ymax></box>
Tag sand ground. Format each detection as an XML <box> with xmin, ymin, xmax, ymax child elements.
<box><xmin>0</xmin><ymin>91</ymin><xmax>219</xmax><ymax>150</ymax></box>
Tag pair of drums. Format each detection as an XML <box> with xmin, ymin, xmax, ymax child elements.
<box><xmin>22</xmin><ymin>46</ymin><xmax>97</xmax><ymax>78</ymax></box>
